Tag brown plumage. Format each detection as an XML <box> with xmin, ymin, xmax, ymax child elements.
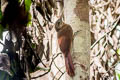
<box><xmin>55</xmin><ymin>19</ymin><xmax>75</xmax><ymax>77</ymax></box>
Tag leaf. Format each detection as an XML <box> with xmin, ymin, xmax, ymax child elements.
<box><xmin>0</xmin><ymin>8</ymin><xmax>2</xmax><ymax>21</ymax></box>
<box><xmin>27</xmin><ymin>13</ymin><xmax>32</xmax><ymax>27</ymax></box>
<box><xmin>31</xmin><ymin>43</ymin><xmax>36</xmax><ymax>49</ymax></box>
<box><xmin>0</xmin><ymin>7</ymin><xmax>3</xmax><ymax>40</ymax></box>
<box><xmin>115</xmin><ymin>7</ymin><xmax>120</xmax><ymax>14</ymax></box>
<box><xmin>117</xmin><ymin>73</ymin><xmax>120</xmax><ymax>80</ymax></box>
<box><xmin>25</xmin><ymin>0</ymin><xmax>31</xmax><ymax>12</ymax></box>
<box><xmin>0</xmin><ymin>24</ymin><xmax>4</xmax><ymax>40</ymax></box>
<box><xmin>108</xmin><ymin>36</ymin><xmax>113</xmax><ymax>46</ymax></box>
<box><xmin>117</xmin><ymin>48</ymin><xmax>120</xmax><ymax>55</ymax></box>
<box><xmin>24</xmin><ymin>0</ymin><xmax>32</xmax><ymax>27</ymax></box>
<box><xmin>35</xmin><ymin>67</ymin><xmax>49</xmax><ymax>71</ymax></box>
<box><xmin>18</xmin><ymin>0</ymin><xmax>21</xmax><ymax>3</ymax></box>
<box><xmin>0</xmin><ymin>71</ymin><xmax>10</xmax><ymax>80</ymax></box>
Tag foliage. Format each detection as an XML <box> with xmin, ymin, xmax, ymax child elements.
<box><xmin>0</xmin><ymin>71</ymin><xmax>10</xmax><ymax>80</ymax></box>
<box><xmin>25</xmin><ymin>0</ymin><xmax>31</xmax><ymax>12</ymax></box>
<box><xmin>1</xmin><ymin>0</ymin><xmax>65</xmax><ymax>79</ymax></box>
<box><xmin>0</xmin><ymin>8</ymin><xmax>2</xmax><ymax>20</ymax></box>
<box><xmin>0</xmin><ymin>8</ymin><xmax>3</xmax><ymax>40</ymax></box>
<box><xmin>25</xmin><ymin>0</ymin><xmax>32</xmax><ymax>26</ymax></box>
<box><xmin>117</xmin><ymin>73</ymin><xmax>120</xmax><ymax>80</ymax></box>
<box><xmin>90</xmin><ymin>0</ymin><xmax>120</xmax><ymax>80</ymax></box>
<box><xmin>117</xmin><ymin>48</ymin><xmax>120</xmax><ymax>56</ymax></box>
<box><xmin>0</xmin><ymin>24</ymin><xmax>4</xmax><ymax>40</ymax></box>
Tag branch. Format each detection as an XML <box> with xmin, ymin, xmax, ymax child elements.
<box><xmin>26</xmin><ymin>38</ymin><xmax>46</xmax><ymax>67</ymax></box>
<box><xmin>31</xmin><ymin>53</ymin><xmax>62</xmax><ymax>79</ymax></box>
<box><xmin>54</xmin><ymin>61</ymin><xmax>63</xmax><ymax>73</ymax></box>
<box><xmin>33</xmin><ymin>4</ymin><xmax>45</xmax><ymax>33</ymax></box>
<box><xmin>90</xmin><ymin>16</ymin><xmax>120</xmax><ymax>49</ymax></box>
<box><xmin>52</xmin><ymin>61</ymin><xmax>65</xmax><ymax>80</ymax></box>
<box><xmin>0</xmin><ymin>41</ymin><xmax>5</xmax><ymax>46</ymax></box>
<box><xmin>57</xmin><ymin>71</ymin><xmax>65</xmax><ymax>80</ymax></box>
<box><xmin>73</xmin><ymin>29</ymin><xmax>81</xmax><ymax>37</ymax></box>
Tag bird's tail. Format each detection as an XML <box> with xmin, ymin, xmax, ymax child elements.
<box><xmin>65</xmin><ymin>52</ymin><xmax>75</xmax><ymax>77</ymax></box>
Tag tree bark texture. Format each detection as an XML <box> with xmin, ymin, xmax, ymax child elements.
<box><xmin>64</xmin><ymin>0</ymin><xmax>90</xmax><ymax>80</ymax></box>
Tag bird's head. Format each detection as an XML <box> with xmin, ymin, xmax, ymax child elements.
<box><xmin>55</xmin><ymin>18</ymin><xmax>64</xmax><ymax>31</ymax></box>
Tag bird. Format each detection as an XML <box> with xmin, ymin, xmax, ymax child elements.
<box><xmin>55</xmin><ymin>19</ymin><xmax>75</xmax><ymax>77</ymax></box>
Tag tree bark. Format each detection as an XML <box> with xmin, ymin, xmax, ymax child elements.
<box><xmin>64</xmin><ymin>0</ymin><xmax>90</xmax><ymax>80</ymax></box>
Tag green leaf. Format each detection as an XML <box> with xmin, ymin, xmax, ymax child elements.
<box><xmin>34</xmin><ymin>67</ymin><xmax>48</xmax><ymax>71</ymax></box>
<box><xmin>31</xmin><ymin>43</ymin><xmax>36</xmax><ymax>49</ymax></box>
<box><xmin>18</xmin><ymin>0</ymin><xmax>21</xmax><ymax>3</ymax></box>
<box><xmin>0</xmin><ymin>24</ymin><xmax>4</xmax><ymax>40</ymax></box>
<box><xmin>27</xmin><ymin>13</ymin><xmax>32</xmax><ymax>27</ymax></box>
<box><xmin>0</xmin><ymin>8</ymin><xmax>2</xmax><ymax>20</ymax></box>
<box><xmin>48</xmin><ymin>68</ymin><xmax>50</xmax><ymax>72</ymax></box>
<box><xmin>25</xmin><ymin>0</ymin><xmax>31</xmax><ymax>12</ymax></box>
<box><xmin>0</xmin><ymin>71</ymin><xmax>10</xmax><ymax>80</ymax></box>
<box><xmin>117</xmin><ymin>73</ymin><xmax>120</xmax><ymax>80</ymax></box>
<box><xmin>117</xmin><ymin>48</ymin><xmax>120</xmax><ymax>55</ymax></box>
<box><xmin>0</xmin><ymin>7</ymin><xmax>4</xmax><ymax>40</ymax></box>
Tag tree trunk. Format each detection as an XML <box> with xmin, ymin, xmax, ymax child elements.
<box><xmin>64</xmin><ymin>0</ymin><xmax>90</xmax><ymax>80</ymax></box>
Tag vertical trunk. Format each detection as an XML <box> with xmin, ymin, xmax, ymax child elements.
<box><xmin>64</xmin><ymin>0</ymin><xmax>90</xmax><ymax>80</ymax></box>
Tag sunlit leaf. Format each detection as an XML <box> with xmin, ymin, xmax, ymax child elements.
<box><xmin>27</xmin><ymin>13</ymin><xmax>32</xmax><ymax>27</ymax></box>
<box><xmin>25</xmin><ymin>0</ymin><xmax>31</xmax><ymax>12</ymax></box>
<box><xmin>18</xmin><ymin>0</ymin><xmax>21</xmax><ymax>3</ymax></box>
<box><xmin>117</xmin><ymin>48</ymin><xmax>120</xmax><ymax>55</ymax></box>
<box><xmin>117</xmin><ymin>73</ymin><xmax>120</xmax><ymax>80</ymax></box>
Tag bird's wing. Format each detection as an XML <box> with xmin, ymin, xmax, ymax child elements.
<box><xmin>58</xmin><ymin>36</ymin><xmax>71</xmax><ymax>54</ymax></box>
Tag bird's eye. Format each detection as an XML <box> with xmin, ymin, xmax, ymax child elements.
<box><xmin>58</xmin><ymin>21</ymin><xmax>60</xmax><ymax>25</ymax></box>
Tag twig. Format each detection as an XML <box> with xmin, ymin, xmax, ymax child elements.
<box><xmin>31</xmin><ymin>53</ymin><xmax>62</xmax><ymax>79</ymax></box>
<box><xmin>33</xmin><ymin>4</ymin><xmax>45</xmax><ymax>33</ymax></box>
<box><xmin>89</xmin><ymin>0</ymin><xmax>111</xmax><ymax>9</ymax></box>
<box><xmin>53</xmin><ymin>70</ymin><xmax>65</xmax><ymax>80</ymax></box>
<box><xmin>90</xmin><ymin>41</ymin><xmax>107</xmax><ymax>65</ymax></box>
<box><xmin>73</xmin><ymin>29</ymin><xmax>81</xmax><ymax>38</ymax></box>
<box><xmin>54</xmin><ymin>61</ymin><xmax>63</xmax><ymax>73</ymax></box>
<box><xmin>0</xmin><ymin>41</ymin><xmax>5</xmax><ymax>46</ymax></box>
<box><xmin>57</xmin><ymin>71</ymin><xmax>65</xmax><ymax>80</ymax></box>
<box><xmin>26</xmin><ymin>38</ymin><xmax>46</xmax><ymax>67</ymax></box>
<box><xmin>96</xmin><ymin>41</ymin><xmax>107</xmax><ymax>57</ymax></box>
<box><xmin>20</xmin><ymin>0</ymin><xmax>24</xmax><ymax>6</ymax></box>
<box><xmin>52</xmin><ymin>61</ymin><xmax>65</xmax><ymax>80</ymax></box>
<box><xmin>91</xmin><ymin>16</ymin><xmax>120</xmax><ymax>49</ymax></box>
